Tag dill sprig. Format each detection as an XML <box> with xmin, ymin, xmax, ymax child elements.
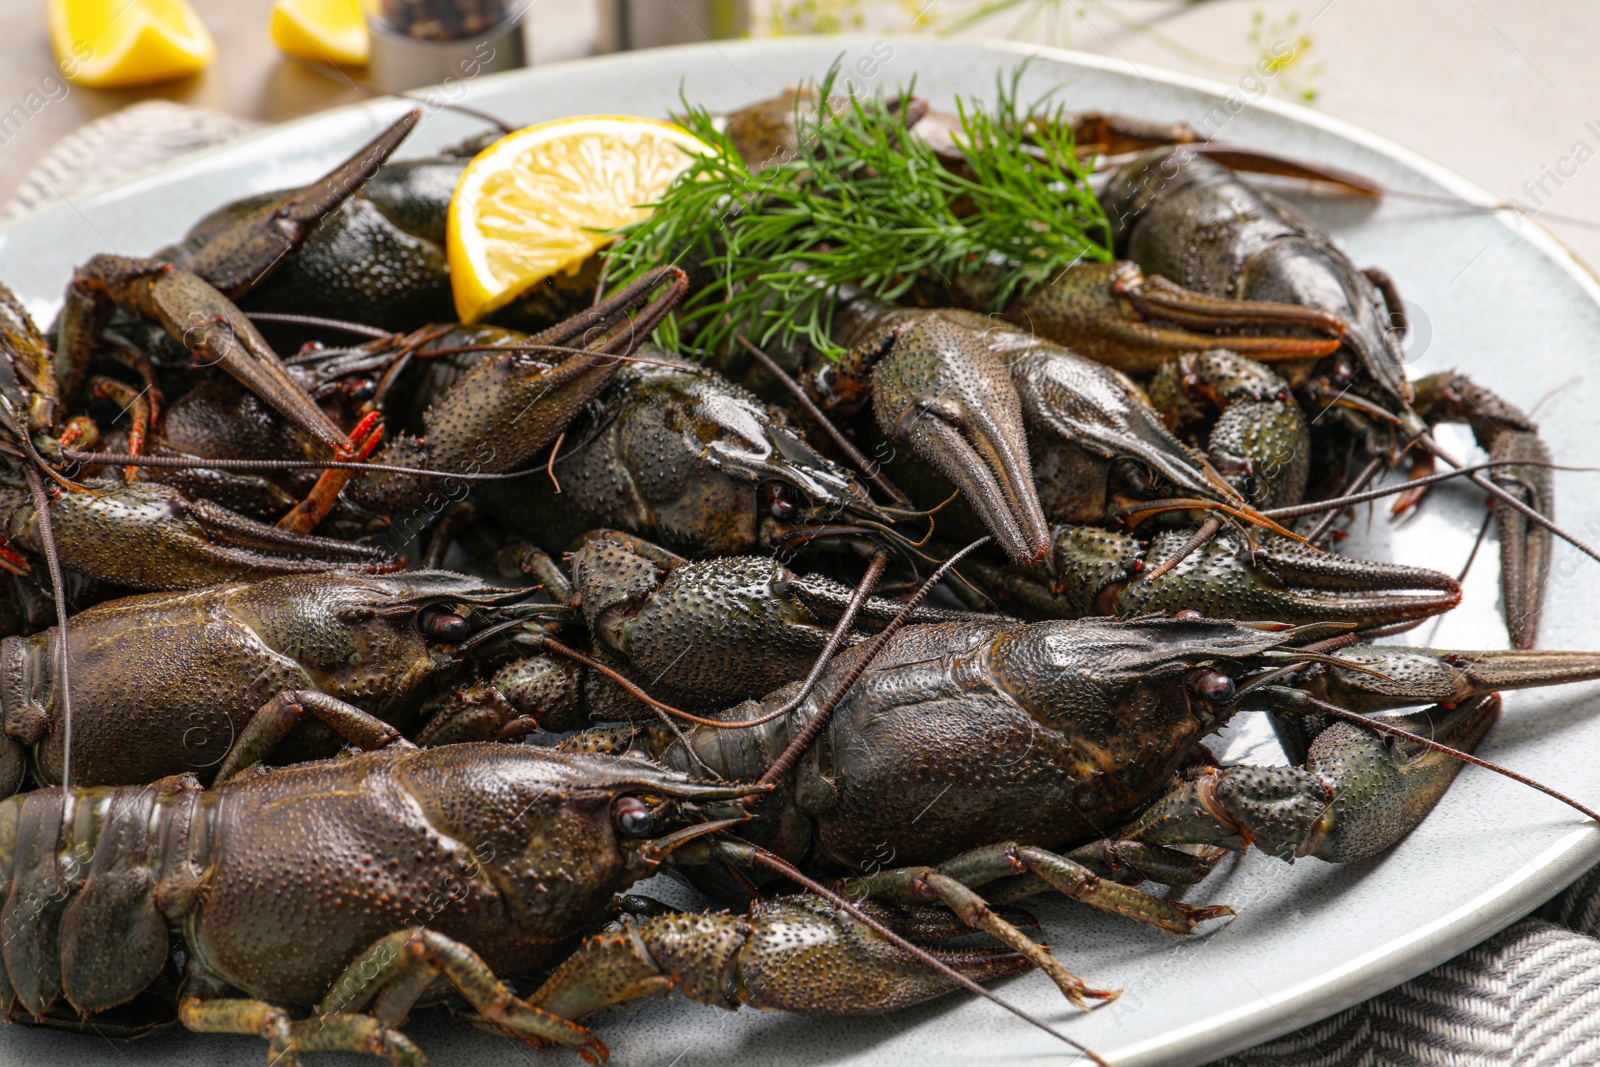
<box><xmin>605</xmin><ymin>65</ymin><xmax>1113</xmax><ymax>359</ymax></box>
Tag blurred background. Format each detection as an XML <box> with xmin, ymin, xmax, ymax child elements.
<box><xmin>0</xmin><ymin>0</ymin><xmax>1596</xmax><ymax>268</ymax></box>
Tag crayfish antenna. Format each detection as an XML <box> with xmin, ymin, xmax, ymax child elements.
<box><xmin>247</xmin><ymin>311</ymin><xmax>394</xmax><ymax>340</ymax></box>
<box><xmin>1305</xmin><ymin>456</ymin><xmax>1384</xmax><ymax>544</ymax></box>
<box><xmin>1262</xmin><ymin>458</ymin><xmax>1584</xmax><ymax>523</ymax></box>
<box><xmin>1117</xmin><ymin>497</ymin><xmax>1306</xmax><ymax>546</ymax></box>
<box><xmin>1142</xmin><ymin>515</ymin><xmax>1222</xmax><ymax>584</ymax></box>
<box><xmin>21</xmin><ymin>465</ymin><xmax>73</xmax><ymax>793</ymax></box>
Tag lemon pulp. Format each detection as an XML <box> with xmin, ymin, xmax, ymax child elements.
<box><xmin>270</xmin><ymin>0</ymin><xmax>369</xmax><ymax>67</ymax></box>
<box><xmin>447</xmin><ymin>115</ymin><xmax>711</xmax><ymax>324</ymax></box>
<box><xmin>49</xmin><ymin>0</ymin><xmax>216</xmax><ymax>89</ymax></box>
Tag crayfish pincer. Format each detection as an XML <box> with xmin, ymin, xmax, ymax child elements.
<box><xmin>803</xmin><ymin>291</ymin><xmax>1309</xmax><ymax>569</ymax></box>
<box><xmin>0</xmin><ymin>286</ymin><xmax>394</xmax><ymax>593</ymax></box>
<box><xmin>0</xmin><ymin>745</ymin><xmax>1056</xmax><ymax>1063</ymax></box>
<box><xmin>52</xmin><ymin>112</ymin><xmax>425</xmax><ymax>474</ymax></box>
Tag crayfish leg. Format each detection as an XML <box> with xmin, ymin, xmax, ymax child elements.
<box><xmin>529</xmin><ymin>896</ymin><xmax>1030</xmax><ymax>1026</ymax></box>
<box><xmin>178</xmin><ymin>996</ymin><xmax>307</xmax><ymax>1065</ymax></box>
<box><xmin>212</xmin><ymin>690</ymin><xmax>412</xmax><ymax>785</ymax></box>
<box><xmin>183</xmin><ymin>929</ymin><xmax>610</xmax><ymax>1066</ymax></box>
<box><xmin>836</xmin><ymin>860</ymin><xmax>1116</xmax><ymax>1009</ymax></box>
<box><xmin>834</xmin><ymin>842</ymin><xmax>1231</xmax><ymax>988</ymax></box>
<box><xmin>85</xmin><ymin>375</ymin><xmax>151</xmax><ymax>483</ymax></box>
<box><xmin>1064</xmin><ymin>838</ymin><xmax>1224</xmax><ymax>889</ymax></box>
<box><xmin>495</xmin><ymin>540</ymin><xmax>575</xmax><ymax>600</ymax></box>
<box><xmin>318</xmin><ymin>929</ymin><xmax>605</xmax><ymax>1062</ymax></box>
<box><xmin>274</xmin><ymin>410</ymin><xmax>385</xmax><ymax>534</ymax></box>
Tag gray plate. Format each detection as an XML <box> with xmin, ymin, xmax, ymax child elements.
<box><xmin>0</xmin><ymin>36</ymin><xmax>1597</xmax><ymax>1067</ymax></box>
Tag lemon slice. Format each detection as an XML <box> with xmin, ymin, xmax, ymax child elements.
<box><xmin>49</xmin><ymin>0</ymin><xmax>216</xmax><ymax>89</ymax></box>
<box><xmin>447</xmin><ymin>115</ymin><xmax>711</xmax><ymax>324</ymax></box>
<box><xmin>271</xmin><ymin>0</ymin><xmax>369</xmax><ymax>67</ymax></box>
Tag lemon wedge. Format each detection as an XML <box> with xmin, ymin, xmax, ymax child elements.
<box><xmin>447</xmin><ymin>115</ymin><xmax>711</xmax><ymax>324</ymax></box>
<box><xmin>271</xmin><ymin>0</ymin><xmax>369</xmax><ymax>67</ymax></box>
<box><xmin>49</xmin><ymin>0</ymin><xmax>216</xmax><ymax>89</ymax></box>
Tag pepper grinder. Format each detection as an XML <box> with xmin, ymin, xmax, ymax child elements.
<box><xmin>365</xmin><ymin>0</ymin><xmax>527</xmax><ymax>92</ymax></box>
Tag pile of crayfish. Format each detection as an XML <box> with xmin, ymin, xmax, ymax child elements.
<box><xmin>0</xmin><ymin>84</ymin><xmax>1593</xmax><ymax>1067</ymax></box>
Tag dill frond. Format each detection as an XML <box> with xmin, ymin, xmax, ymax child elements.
<box><xmin>606</xmin><ymin>64</ymin><xmax>1112</xmax><ymax>359</ymax></box>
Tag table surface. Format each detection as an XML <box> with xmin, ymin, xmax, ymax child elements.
<box><xmin>0</xmin><ymin>0</ymin><xmax>603</xmax><ymax>189</ymax></box>
<box><xmin>0</xmin><ymin>0</ymin><xmax>1595</xmax><ymax>273</ymax></box>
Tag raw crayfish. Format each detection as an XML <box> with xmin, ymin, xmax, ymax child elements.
<box><xmin>0</xmin><ymin>744</ymin><xmax>1086</xmax><ymax>1062</ymax></box>
<box><xmin>565</xmin><ymin>614</ymin><xmax>1600</xmax><ymax>1005</ymax></box>
<box><xmin>0</xmin><ymin>76</ymin><xmax>1591</xmax><ymax>1067</ymax></box>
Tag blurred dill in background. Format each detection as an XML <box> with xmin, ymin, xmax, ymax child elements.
<box><xmin>757</xmin><ymin>1</ymin><xmax>1321</xmax><ymax>102</ymax></box>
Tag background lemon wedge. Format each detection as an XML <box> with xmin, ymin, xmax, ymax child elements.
<box><xmin>447</xmin><ymin>115</ymin><xmax>711</xmax><ymax>324</ymax></box>
<box><xmin>49</xmin><ymin>0</ymin><xmax>216</xmax><ymax>89</ymax></box>
<box><xmin>271</xmin><ymin>0</ymin><xmax>369</xmax><ymax>67</ymax></box>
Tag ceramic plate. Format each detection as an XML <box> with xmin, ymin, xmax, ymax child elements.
<box><xmin>1</xmin><ymin>36</ymin><xmax>1597</xmax><ymax>1067</ymax></box>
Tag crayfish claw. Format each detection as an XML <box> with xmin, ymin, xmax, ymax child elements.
<box><xmin>990</xmin><ymin>524</ymin><xmax>1461</xmax><ymax>629</ymax></box>
<box><xmin>968</xmin><ymin>260</ymin><xmax>1344</xmax><ymax>377</ymax></box>
<box><xmin>350</xmin><ymin>266</ymin><xmax>689</xmax><ymax>520</ymax></box>
<box><xmin>168</xmin><ymin>109</ymin><xmax>421</xmax><ymax>299</ymax></box>
<box><xmin>1410</xmin><ymin>371</ymin><xmax>1553</xmax><ymax>647</ymax></box>
<box><xmin>1306</xmin><ymin>644</ymin><xmax>1600</xmax><ymax>712</ymax></box>
<box><xmin>1490</xmin><ymin>430</ymin><xmax>1554</xmax><ymax>649</ymax></box>
<box><xmin>7</xmin><ymin>479</ymin><xmax>395</xmax><ymax>591</ymax></box>
<box><xmin>860</xmin><ymin>311</ymin><xmax>1050</xmax><ymax>564</ymax></box>
<box><xmin>61</xmin><ymin>255</ymin><xmax>350</xmax><ymax>456</ymax></box>
<box><xmin>1147</xmin><ymin>350</ymin><xmax>1311</xmax><ymax>510</ymax></box>
<box><xmin>1121</xmin><ymin>697</ymin><xmax>1503</xmax><ymax>865</ymax></box>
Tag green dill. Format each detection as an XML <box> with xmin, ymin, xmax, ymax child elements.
<box><xmin>604</xmin><ymin>64</ymin><xmax>1113</xmax><ymax>359</ymax></box>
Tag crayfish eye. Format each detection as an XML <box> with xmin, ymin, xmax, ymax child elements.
<box><xmin>344</xmin><ymin>379</ymin><xmax>378</xmax><ymax>402</ymax></box>
<box><xmin>418</xmin><ymin>607</ymin><xmax>472</xmax><ymax>643</ymax></box>
<box><xmin>1186</xmin><ymin>669</ymin><xmax>1237</xmax><ymax>708</ymax></box>
<box><xmin>760</xmin><ymin>481</ymin><xmax>800</xmax><ymax>521</ymax></box>
<box><xmin>612</xmin><ymin>797</ymin><xmax>654</xmax><ymax>838</ymax></box>
<box><xmin>1123</xmin><ymin>466</ymin><xmax>1158</xmax><ymax>500</ymax></box>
